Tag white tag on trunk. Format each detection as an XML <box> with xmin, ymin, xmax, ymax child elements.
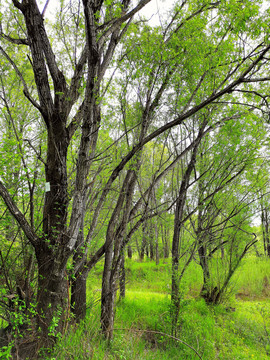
<box><xmin>45</xmin><ymin>182</ymin><xmax>51</xmax><ymax>192</ymax></box>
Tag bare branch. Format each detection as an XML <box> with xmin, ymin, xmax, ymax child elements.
<box><xmin>0</xmin><ymin>45</ymin><xmax>42</xmax><ymax>112</ymax></box>
<box><xmin>11</xmin><ymin>0</ymin><xmax>24</xmax><ymax>11</ymax></box>
<box><xmin>242</xmin><ymin>77</ymin><xmax>270</xmax><ymax>83</ymax></box>
<box><xmin>0</xmin><ymin>181</ymin><xmax>38</xmax><ymax>247</ymax></box>
<box><xmin>22</xmin><ymin>0</ymin><xmax>67</xmax><ymax>115</ymax></box>
<box><xmin>66</xmin><ymin>46</ymin><xmax>88</xmax><ymax>114</ymax></box>
<box><xmin>41</xmin><ymin>0</ymin><xmax>50</xmax><ymax>17</ymax></box>
<box><xmin>98</xmin><ymin>0</ymin><xmax>151</xmax><ymax>42</ymax></box>
<box><xmin>165</xmin><ymin>1</ymin><xmax>221</xmax><ymax>43</ymax></box>
<box><xmin>67</xmin><ymin>101</ymin><xmax>85</xmax><ymax>139</ymax></box>
<box><xmin>0</xmin><ymin>32</ymin><xmax>28</xmax><ymax>45</ymax></box>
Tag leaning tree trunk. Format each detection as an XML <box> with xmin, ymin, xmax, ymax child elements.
<box><xmin>101</xmin><ymin>174</ymin><xmax>130</xmax><ymax>339</ymax></box>
<box><xmin>101</xmin><ymin>170</ymin><xmax>137</xmax><ymax>339</ymax></box>
<box><xmin>171</xmin><ymin>199</ymin><xmax>183</xmax><ymax>335</ymax></box>
<box><xmin>171</xmin><ymin>126</ymin><xmax>203</xmax><ymax>335</ymax></box>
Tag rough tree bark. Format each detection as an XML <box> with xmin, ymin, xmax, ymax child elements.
<box><xmin>119</xmin><ymin>253</ymin><xmax>126</xmax><ymax>299</ymax></box>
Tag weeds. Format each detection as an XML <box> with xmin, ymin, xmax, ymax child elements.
<box><xmin>7</xmin><ymin>256</ymin><xmax>270</xmax><ymax>359</ymax></box>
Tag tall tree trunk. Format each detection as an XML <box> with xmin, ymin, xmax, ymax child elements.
<box><xmin>149</xmin><ymin>223</ymin><xmax>155</xmax><ymax>261</ymax></box>
<box><xmin>71</xmin><ymin>219</ymin><xmax>87</xmax><ymax>321</ymax></box>
<box><xmin>165</xmin><ymin>240</ymin><xmax>170</xmax><ymax>258</ymax></box>
<box><xmin>140</xmin><ymin>222</ymin><xmax>147</xmax><ymax>260</ymax></box>
<box><xmin>119</xmin><ymin>252</ymin><xmax>126</xmax><ymax>299</ymax></box>
<box><xmin>162</xmin><ymin>226</ymin><xmax>170</xmax><ymax>259</ymax></box>
<box><xmin>171</xmin><ymin>199</ymin><xmax>183</xmax><ymax>335</ymax></box>
<box><xmin>155</xmin><ymin>222</ymin><xmax>159</xmax><ymax>265</ymax></box>
<box><xmin>36</xmin><ymin>126</ymin><xmax>71</xmax><ymax>339</ymax></box>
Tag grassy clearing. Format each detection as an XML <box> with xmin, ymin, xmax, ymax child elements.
<box><xmin>47</xmin><ymin>256</ymin><xmax>270</xmax><ymax>359</ymax></box>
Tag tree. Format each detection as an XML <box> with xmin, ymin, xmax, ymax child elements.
<box><xmin>194</xmin><ymin>117</ymin><xmax>267</xmax><ymax>303</ymax></box>
<box><xmin>0</xmin><ymin>0</ymin><xmax>152</xmax><ymax>351</ymax></box>
<box><xmin>1</xmin><ymin>0</ymin><xmax>270</xmax><ymax>355</ymax></box>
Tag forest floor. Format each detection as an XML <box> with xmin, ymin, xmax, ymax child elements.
<box><xmin>47</xmin><ymin>257</ymin><xmax>270</xmax><ymax>359</ymax></box>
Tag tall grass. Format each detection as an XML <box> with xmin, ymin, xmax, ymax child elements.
<box><xmin>232</xmin><ymin>256</ymin><xmax>270</xmax><ymax>298</ymax></box>
<box><xmin>48</xmin><ymin>256</ymin><xmax>270</xmax><ymax>359</ymax></box>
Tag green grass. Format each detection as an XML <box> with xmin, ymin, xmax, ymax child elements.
<box><xmin>51</xmin><ymin>296</ymin><xmax>270</xmax><ymax>359</ymax></box>
<box><xmin>46</xmin><ymin>256</ymin><xmax>270</xmax><ymax>359</ymax></box>
<box><xmin>233</xmin><ymin>257</ymin><xmax>270</xmax><ymax>299</ymax></box>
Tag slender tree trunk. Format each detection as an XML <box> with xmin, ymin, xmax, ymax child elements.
<box><xmin>171</xmin><ymin>200</ymin><xmax>182</xmax><ymax>335</ymax></box>
<box><xmin>140</xmin><ymin>222</ymin><xmax>147</xmax><ymax>260</ymax></box>
<box><xmin>119</xmin><ymin>252</ymin><xmax>126</xmax><ymax>299</ymax></box>
<box><xmin>261</xmin><ymin>206</ymin><xmax>270</xmax><ymax>257</ymax></box>
<box><xmin>264</xmin><ymin>209</ymin><xmax>270</xmax><ymax>257</ymax></box>
<box><xmin>198</xmin><ymin>239</ymin><xmax>212</xmax><ymax>302</ymax></box>
<box><xmin>101</xmin><ymin>170</ymin><xmax>137</xmax><ymax>339</ymax></box>
<box><xmin>149</xmin><ymin>223</ymin><xmax>155</xmax><ymax>261</ymax></box>
<box><xmin>163</xmin><ymin>227</ymin><xmax>170</xmax><ymax>259</ymax></box>
<box><xmin>171</xmin><ymin>126</ymin><xmax>203</xmax><ymax>334</ymax></box>
<box><xmin>101</xmin><ymin>173</ymin><xmax>131</xmax><ymax>339</ymax></box>
<box><xmin>71</xmin><ymin>219</ymin><xmax>87</xmax><ymax>321</ymax></box>
<box><xmin>127</xmin><ymin>245</ymin><xmax>132</xmax><ymax>259</ymax></box>
<box><xmin>155</xmin><ymin>222</ymin><xmax>159</xmax><ymax>265</ymax></box>
<box><xmin>220</xmin><ymin>242</ymin><xmax>225</xmax><ymax>259</ymax></box>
